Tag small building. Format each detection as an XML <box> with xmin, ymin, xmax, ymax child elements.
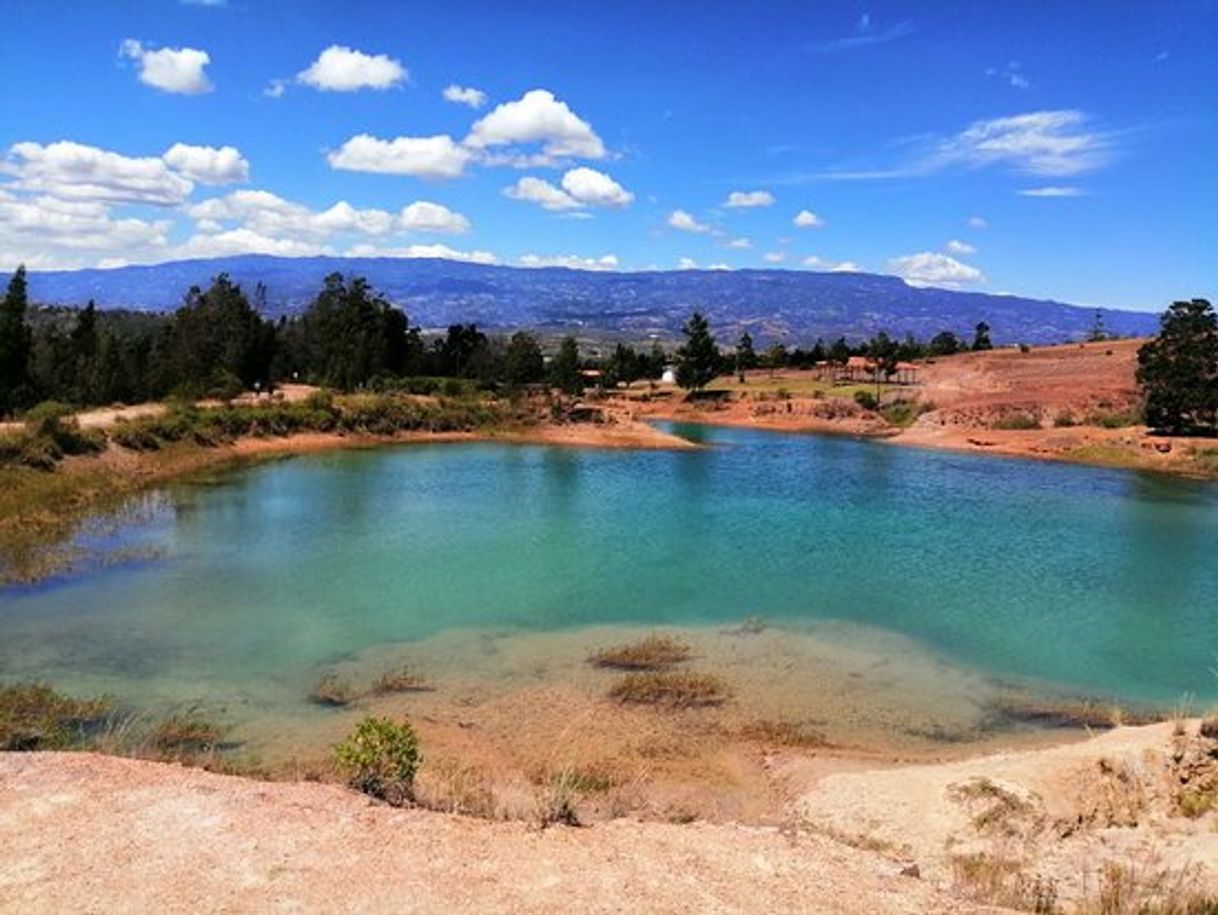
<box><xmin>660</xmin><ymin>365</ymin><xmax>677</xmax><ymax>384</ymax></box>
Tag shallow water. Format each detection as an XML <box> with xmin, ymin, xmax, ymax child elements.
<box><xmin>2</xmin><ymin>423</ymin><xmax>1216</xmax><ymax>745</ymax></box>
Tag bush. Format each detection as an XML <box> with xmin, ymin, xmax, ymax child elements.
<box><xmin>1053</xmin><ymin>412</ymin><xmax>1078</xmax><ymax>428</ymax></box>
<box><xmin>853</xmin><ymin>390</ymin><xmax>879</xmax><ymax>411</ymax></box>
<box><xmin>991</xmin><ymin>412</ymin><xmax>1041</xmax><ymax>430</ymax></box>
<box><xmin>608</xmin><ymin>671</ymin><xmax>730</xmax><ymax>708</ymax></box>
<box><xmin>0</xmin><ymin>681</ymin><xmax>111</xmax><ymax>751</ymax></box>
<box><xmin>1085</xmin><ymin>408</ymin><xmax>1140</xmax><ymax>429</ymax></box>
<box><xmin>334</xmin><ymin>717</ymin><xmax>421</xmax><ymax>805</ymax></box>
<box><xmin>589</xmin><ymin>634</ymin><xmax>692</xmax><ymax>671</ymax></box>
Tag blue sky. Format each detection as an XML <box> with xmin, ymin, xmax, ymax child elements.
<box><xmin>0</xmin><ymin>0</ymin><xmax>1214</xmax><ymax>311</ymax></box>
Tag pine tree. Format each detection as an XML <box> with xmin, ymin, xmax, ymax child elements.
<box><xmin>675</xmin><ymin>311</ymin><xmax>720</xmax><ymax>391</ymax></box>
<box><xmin>0</xmin><ymin>265</ymin><xmax>33</xmax><ymax>415</ymax></box>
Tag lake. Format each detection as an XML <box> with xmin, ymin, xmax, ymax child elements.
<box><xmin>2</xmin><ymin>423</ymin><xmax>1216</xmax><ymax>751</ymax></box>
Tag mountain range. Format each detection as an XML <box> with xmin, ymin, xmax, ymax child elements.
<box><xmin>21</xmin><ymin>255</ymin><xmax>1159</xmax><ymax>345</ymax></box>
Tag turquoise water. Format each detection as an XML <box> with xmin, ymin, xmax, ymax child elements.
<box><xmin>2</xmin><ymin>423</ymin><xmax>1217</xmax><ymax>717</ymax></box>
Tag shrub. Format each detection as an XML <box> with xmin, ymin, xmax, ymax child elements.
<box><xmin>589</xmin><ymin>634</ymin><xmax>692</xmax><ymax>671</ymax></box>
<box><xmin>370</xmin><ymin>668</ymin><xmax>431</xmax><ymax>694</ymax></box>
<box><xmin>334</xmin><ymin>717</ymin><xmax>421</xmax><ymax>805</ymax></box>
<box><xmin>608</xmin><ymin>671</ymin><xmax>730</xmax><ymax>708</ymax></box>
<box><xmin>147</xmin><ymin>711</ymin><xmax>223</xmax><ymax>756</ymax></box>
<box><xmin>0</xmin><ymin>681</ymin><xmax>110</xmax><ymax>751</ymax></box>
<box><xmin>991</xmin><ymin>412</ymin><xmax>1041</xmax><ymax>431</ymax></box>
<box><xmin>880</xmin><ymin>399</ymin><xmax>929</xmax><ymax>428</ymax></box>
<box><xmin>309</xmin><ymin>673</ymin><xmax>357</xmax><ymax>707</ymax></box>
<box><xmin>853</xmin><ymin>390</ymin><xmax>879</xmax><ymax>411</ymax></box>
<box><xmin>1054</xmin><ymin>412</ymin><xmax>1078</xmax><ymax>428</ymax></box>
<box><xmin>1085</xmin><ymin>409</ymin><xmax>1140</xmax><ymax>429</ymax></box>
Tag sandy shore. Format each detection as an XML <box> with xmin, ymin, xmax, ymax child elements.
<box><xmin>3</xmin><ymin>719</ymin><xmax>1213</xmax><ymax>913</ymax></box>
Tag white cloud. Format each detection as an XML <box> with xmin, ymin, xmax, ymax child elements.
<box><xmin>162</xmin><ymin>143</ymin><xmax>249</xmax><ymax>184</ymax></box>
<box><xmin>559</xmin><ymin>167</ymin><xmax>632</xmax><ymax>208</ymax></box>
<box><xmin>442</xmin><ymin>84</ymin><xmax>487</xmax><ymax>109</ymax></box>
<box><xmin>263</xmin><ymin>79</ymin><xmax>288</xmax><ymax>99</ymax></box>
<box><xmin>802</xmin><ymin>255</ymin><xmax>860</xmax><ymax>272</ymax></box>
<box><xmin>347</xmin><ymin>242</ymin><xmax>497</xmax><ymax>264</ymax></box>
<box><xmin>929</xmin><ymin>110</ymin><xmax>1110</xmax><ymax>177</ymax></box>
<box><xmin>945</xmin><ymin>238</ymin><xmax>976</xmax><ymax>255</ymax></box>
<box><xmin>187</xmin><ymin>189</ymin><xmax>397</xmax><ymax>238</ymax></box>
<box><xmin>465</xmin><ymin>89</ymin><xmax>605</xmax><ymax>163</ymax></box>
<box><xmin>518</xmin><ymin>253</ymin><xmax>619</xmax><ymax>271</ymax></box>
<box><xmin>120</xmin><ymin>40</ymin><xmax>212</xmax><ymax>95</ymax></box>
<box><xmin>297</xmin><ymin>45</ymin><xmax>406</xmax><ymax>92</ymax></box>
<box><xmin>503</xmin><ymin>176</ymin><xmax>580</xmax><ymax>211</ymax></box>
<box><xmin>0</xmin><ymin>194</ymin><xmax>170</xmax><ymax>269</ymax></box>
<box><xmin>724</xmin><ymin>190</ymin><xmax>774</xmax><ymax>208</ymax></box>
<box><xmin>967</xmin><ymin>216</ymin><xmax>989</xmax><ymax>229</ymax></box>
<box><xmin>327</xmin><ymin>134</ymin><xmax>473</xmax><ymax>179</ymax></box>
<box><xmin>986</xmin><ymin>62</ymin><xmax>1031</xmax><ymax>90</ymax></box>
<box><xmin>706</xmin><ymin>263</ymin><xmax>734</xmax><ymax>271</ymax></box>
<box><xmin>1017</xmin><ymin>185</ymin><xmax>1085</xmax><ymax>197</ymax></box>
<box><xmin>504</xmin><ymin>167</ymin><xmax>632</xmax><ymax>211</ymax></box>
<box><xmin>762</xmin><ymin>251</ymin><xmax>786</xmax><ymax>263</ymax></box>
<box><xmin>398</xmin><ymin>200</ymin><xmax>470</xmax><ymax>234</ymax></box>
<box><xmin>726</xmin><ymin>237</ymin><xmax>751</xmax><ymax>250</ymax></box>
<box><xmin>668</xmin><ymin>209</ymin><xmax>710</xmax><ymax>233</ymax></box>
<box><xmin>888</xmin><ymin>251</ymin><xmax>984</xmax><ymax>288</ymax></box>
<box><xmin>177</xmin><ymin>228</ymin><xmax>328</xmax><ymax>259</ymax></box>
<box><xmin>677</xmin><ymin>257</ymin><xmax>698</xmax><ymax>270</ymax></box>
<box><xmin>793</xmin><ymin>209</ymin><xmax>824</xmax><ymax>228</ymax></box>
<box><xmin>4</xmin><ymin>140</ymin><xmax>193</xmax><ymax>206</ymax></box>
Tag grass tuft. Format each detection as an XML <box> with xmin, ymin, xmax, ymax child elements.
<box><xmin>589</xmin><ymin>634</ymin><xmax>692</xmax><ymax>671</ymax></box>
<box><xmin>608</xmin><ymin>671</ymin><xmax>730</xmax><ymax>708</ymax></box>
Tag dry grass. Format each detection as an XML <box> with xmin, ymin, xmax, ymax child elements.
<box><xmin>589</xmin><ymin>634</ymin><xmax>692</xmax><ymax>671</ymax></box>
<box><xmin>989</xmin><ymin>693</ymin><xmax>1163</xmax><ymax>731</ymax></box>
<box><xmin>0</xmin><ymin>681</ymin><xmax>112</xmax><ymax>751</ymax></box>
<box><xmin>737</xmin><ymin>718</ymin><xmax>831</xmax><ymax>748</ymax></box>
<box><xmin>1080</xmin><ymin>859</ymin><xmax>1218</xmax><ymax>915</ymax></box>
<box><xmin>309</xmin><ymin>673</ymin><xmax>357</xmax><ymax>707</ymax></box>
<box><xmin>146</xmin><ymin>712</ymin><xmax>224</xmax><ymax>756</ymax></box>
<box><xmin>608</xmin><ymin>671</ymin><xmax>730</xmax><ymax>709</ymax></box>
<box><xmin>950</xmin><ymin>852</ymin><xmax>1059</xmax><ymax>913</ymax></box>
<box><xmin>369</xmin><ymin>668</ymin><xmax>432</xmax><ymax>695</ymax></box>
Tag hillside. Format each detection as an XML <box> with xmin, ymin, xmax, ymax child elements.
<box><xmin>21</xmin><ymin>255</ymin><xmax>1159</xmax><ymax>345</ymax></box>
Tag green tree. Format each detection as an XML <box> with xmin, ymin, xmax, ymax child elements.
<box><xmin>1088</xmin><ymin>310</ymin><xmax>1107</xmax><ymax>343</ymax></box>
<box><xmin>1136</xmin><ymin>298</ymin><xmax>1218</xmax><ymax>434</ymax></box>
<box><xmin>167</xmin><ymin>274</ymin><xmax>275</xmax><ymax>396</ymax></box>
<box><xmin>605</xmin><ymin>342</ymin><xmax>641</xmax><ymax>388</ymax></box>
<box><xmin>0</xmin><ymin>265</ymin><xmax>33</xmax><ymax>415</ymax></box>
<box><xmin>302</xmin><ymin>274</ymin><xmax>409</xmax><ymax>390</ymax></box>
<box><xmin>505</xmin><ymin>331</ymin><xmax>545</xmax><ymax>386</ymax></box>
<box><xmin>735</xmin><ymin>331</ymin><xmax>758</xmax><ymax>376</ymax></box>
<box><xmin>972</xmin><ymin>321</ymin><xmax>993</xmax><ymax>351</ymax></box>
<box><xmin>764</xmin><ymin>342</ymin><xmax>788</xmax><ymax>377</ymax></box>
<box><xmin>549</xmin><ymin>336</ymin><xmax>584</xmax><ymax>396</ymax></box>
<box><xmin>868</xmin><ymin>331</ymin><xmax>900</xmax><ymax>401</ymax></box>
<box><xmin>675</xmin><ymin>311</ymin><xmax>720</xmax><ymax>391</ymax></box>
<box><xmin>929</xmin><ymin>330</ymin><xmax>962</xmax><ymax>357</ymax></box>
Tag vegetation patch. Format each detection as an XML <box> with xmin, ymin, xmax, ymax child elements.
<box><xmin>334</xmin><ymin>716</ymin><xmax>421</xmax><ymax>806</ymax></box>
<box><xmin>991</xmin><ymin>411</ymin><xmax>1042</xmax><ymax>431</ymax></box>
<box><xmin>0</xmin><ymin>681</ymin><xmax>111</xmax><ymax>751</ymax></box>
<box><xmin>950</xmin><ymin>852</ymin><xmax>1059</xmax><ymax>913</ymax></box>
<box><xmin>369</xmin><ymin>667</ymin><xmax>432</xmax><ymax>695</ymax></box>
<box><xmin>608</xmin><ymin>671</ymin><xmax>730</xmax><ymax>708</ymax></box>
<box><xmin>987</xmin><ymin>693</ymin><xmax>1162</xmax><ymax>731</ymax></box>
<box><xmin>737</xmin><ymin>718</ymin><xmax>831</xmax><ymax>748</ymax></box>
<box><xmin>589</xmin><ymin>634</ymin><xmax>692</xmax><ymax>671</ymax></box>
<box><xmin>309</xmin><ymin>673</ymin><xmax>358</xmax><ymax>707</ymax></box>
<box><xmin>146</xmin><ymin>711</ymin><xmax>225</xmax><ymax>757</ymax></box>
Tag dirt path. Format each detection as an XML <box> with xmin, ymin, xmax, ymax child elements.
<box><xmin>0</xmin><ymin>752</ymin><xmax>988</xmax><ymax>915</ymax></box>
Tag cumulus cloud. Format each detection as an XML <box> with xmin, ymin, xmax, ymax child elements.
<box><xmin>297</xmin><ymin>45</ymin><xmax>407</xmax><ymax>92</ymax></box>
<box><xmin>677</xmin><ymin>257</ymin><xmax>698</xmax><ymax>270</ymax></box>
<box><xmin>793</xmin><ymin>209</ymin><xmax>824</xmax><ymax>228</ymax></box>
<box><xmin>120</xmin><ymin>40</ymin><xmax>212</xmax><ymax>94</ymax></box>
<box><xmin>945</xmin><ymin>238</ymin><xmax>976</xmax><ymax>255</ymax></box>
<box><xmin>398</xmin><ymin>200</ymin><xmax>470</xmax><ymax>234</ymax></box>
<box><xmin>668</xmin><ymin>209</ymin><xmax>710</xmax><ymax>233</ymax></box>
<box><xmin>177</xmin><ymin>227</ymin><xmax>328</xmax><ymax>259</ymax></box>
<box><xmin>162</xmin><ymin>143</ymin><xmax>249</xmax><ymax>184</ymax></box>
<box><xmin>802</xmin><ymin>255</ymin><xmax>860</xmax><ymax>272</ymax></box>
<box><xmin>888</xmin><ymin>251</ymin><xmax>983</xmax><ymax>288</ymax></box>
<box><xmin>187</xmin><ymin>189</ymin><xmax>399</xmax><ymax>239</ymax></box>
<box><xmin>967</xmin><ymin>216</ymin><xmax>989</xmax><ymax>229</ymax></box>
<box><xmin>503</xmin><ymin>176</ymin><xmax>579</xmax><ymax>211</ymax></box>
<box><xmin>762</xmin><ymin>251</ymin><xmax>786</xmax><ymax>263</ymax></box>
<box><xmin>518</xmin><ymin>253</ymin><xmax>619</xmax><ymax>271</ymax></box>
<box><xmin>724</xmin><ymin>190</ymin><xmax>774</xmax><ymax>208</ymax></box>
<box><xmin>4</xmin><ymin>141</ymin><xmax>193</xmax><ymax>206</ymax></box>
<box><xmin>327</xmin><ymin>134</ymin><xmax>473</xmax><ymax>179</ymax></box>
<box><xmin>1018</xmin><ymin>185</ymin><xmax>1085</xmax><ymax>197</ymax></box>
<box><xmin>442</xmin><ymin>84</ymin><xmax>487</xmax><ymax>108</ymax></box>
<box><xmin>726</xmin><ymin>237</ymin><xmax>752</xmax><ymax>250</ymax></box>
<box><xmin>504</xmin><ymin>167</ymin><xmax>632</xmax><ymax>211</ymax></box>
<box><xmin>0</xmin><ymin>194</ymin><xmax>170</xmax><ymax>269</ymax></box>
<box><xmin>559</xmin><ymin>167</ymin><xmax>632</xmax><ymax>208</ymax></box>
<box><xmin>346</xmin><ymin>242</ymin><xmax>497</xmax><ymax>264</ymax></box>
<box><xmin>465</xmin><ymin>89</ymin><xmax>605</xmax><ymax>163</ymax></box>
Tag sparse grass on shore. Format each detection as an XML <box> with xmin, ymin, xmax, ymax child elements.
<box><xmin>737</xmin><ymin>718</ymin><xmax>832</xmax><ymax>748</ymax></box>
<box><xmin>608</xmin><ymin>671</ymin><xmax>730</xmax><ymax>708</ymax></box>
<box><xmin>987</xmin><ymin>693</ymin><xmax>1164</xmax><ymax>731</ymax></box>
<box><xmin>589</xmin><ymin>634</ymin><xmax>692</xmax><ymax>671</ymax></box>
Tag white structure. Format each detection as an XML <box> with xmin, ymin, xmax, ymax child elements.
<box><xmin>660</xmin><ymin>365</ymin><xmax>677</xmax><ymax>384</ymax></box>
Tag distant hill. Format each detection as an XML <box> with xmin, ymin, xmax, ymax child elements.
<box><xmin>21</xmin><ymin>255</ymin><xmax>1158</xmax><ymax>345</ymax></box>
